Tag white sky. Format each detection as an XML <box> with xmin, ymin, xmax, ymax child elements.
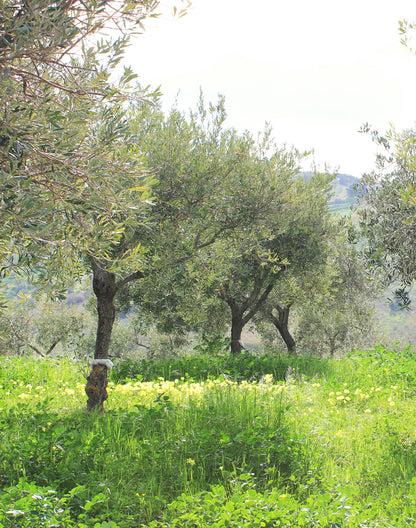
<box><xmin>125</xmin><ymin>0</ymin><xmax>416</xmax><ymax>176</ymax></box>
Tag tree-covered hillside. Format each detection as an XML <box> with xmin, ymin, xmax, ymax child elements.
<box><xmin>302</xmin><ymin>172</ymin><xmax>360</xmax><ymax>214</ymax></box>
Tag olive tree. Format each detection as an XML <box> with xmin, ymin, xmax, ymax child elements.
<box><xmin>357</xmin><ymin>17</ymin><xmax>416</xmax><ymax>309</ymax></box>
<box><xmin>358</xmin><ymin>125</ymin><xmax>416</xmax><ymax>309</ymax></box>
<box><xmin>121</xmin><ymin>100</ymin><xmax>290</xmax><ymax>343</ymax></box>
<box><xmin>206</xmin><ymin>171</ymin><xmax>333</xmax><ymax>354</ymax></box>
<box><xmin>0</xmin><ymin>0</ymin><xmax>193</xmax><ymax>411</ymax></box>
<box><xmin>0</xmin><ymin>298</ymin><xmax>95</xmax><ymax>357</ymax></box>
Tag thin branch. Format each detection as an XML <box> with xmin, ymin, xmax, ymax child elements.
<box><xmin>9</xmin><ymin>65</ymin><xmax>104</xmax><ymax>96</ymax></box>
<box><xmin>136</xmin><ymin>342</ymin><xmax>150</xmax><ymax>349</ymax></box>
<box><xmin>6</xmin><ymin>316</ymin><xmax>46</xmax><ymax>358</ymax></box>
<box><xmin>240</xmin><ymin>269</ymin><xmax>268</xmax><ymax>313</ymax></box>
<box><xmin>193</xmin><ymin>221</ymin><xmax>240</xmax><ymax>251</ymax></box>
<box><xmin>27</xmin><ymin>342</ymin><xmax>46</xmax><ymax>358</ymax></box>
<box><xmin>46</xmin><ymin>338</ymin><xmax>62</xmax><ymax>355</ymax></box>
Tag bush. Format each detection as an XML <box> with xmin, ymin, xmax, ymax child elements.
<box><xmin>0</xmin><ymin>479</ymin><xmax>116</xmax><ymax>528</ymax></box>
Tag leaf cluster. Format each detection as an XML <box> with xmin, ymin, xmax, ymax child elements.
<box><xmin>0</xmin><ymin>0</ymin><xmax>161</xmax><ymax>285</ymax></box>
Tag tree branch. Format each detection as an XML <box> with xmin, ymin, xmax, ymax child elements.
<box><xmin>116</xmin><ymin>270</ymin><xmax>144</xmax><ymax>290</ymax></box>
<box><xmin>193</xmin><ymin>221</ymin><xmax>241</xmax><ymax>251</ymax></box>
<box><xmin>241</xmin><ymin>268</ymin><xmax>270</xmax><ymax>313</ymax></box>
<box><xmin>46</xmin><ymin>338</ymin><xmax>62</xmax><ymax>356</ymax></box>
<box><xmin>27</xmin><ymin>342</ymin><xmax>46</xmax><ymax>358</ymax></box>
<box><xmin>6</xmin><ymin>316</ymin><xmax>46</xmax><ymax>358</ymax></box>
<box><xmin>243</xmin><ymin>280</ymin><xmax>276</xmax><ymax>326</ymax></box>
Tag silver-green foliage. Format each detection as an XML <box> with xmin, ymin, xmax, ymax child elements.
<box><xmin>0</xmin><ymin>1</ymin><xmax>161</xmax><ymax>287</ymax></box>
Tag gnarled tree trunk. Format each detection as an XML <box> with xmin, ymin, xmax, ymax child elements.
<box><xmin>270</xmin><ymin>302</ymin><xmax>296</xmax><ymax>354</ymax></box>
<box><xmin>85</xmin><ymin>260</ymin><xmax>143</xmax><ymax>412</ymax></box>
<box><xmin>220</xmin><ymin>277</ymin><xmax>276</xmax><ymax>355</ymax></box>
<box><xmin>85</xmin><ymin>264</ymin><xmax>117</xmax><ymax>412</ymax></box>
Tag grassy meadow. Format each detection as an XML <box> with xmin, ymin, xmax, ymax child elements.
<box><xmin>1</xmin><ymin>347</ymin><xmax>416</xmax><ymax>527</ymax></box>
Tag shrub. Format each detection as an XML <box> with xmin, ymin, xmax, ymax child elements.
<box><xmin>0</xmin><ymin>479</ymin><xmax>116</xmax><ymax>528</ymax></box>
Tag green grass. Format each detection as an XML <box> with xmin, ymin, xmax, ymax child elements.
<box><xmin>1</xmin><ymin>346</ymin><xmax>416</xmax><ymax>526</ymax></box>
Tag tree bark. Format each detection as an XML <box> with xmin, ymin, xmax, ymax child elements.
<box><xmin>270</xmin><ymin>303</ymin><xmax>296</xmax><ymax>354</ymax></box>
<box><xmin>93</xmin><ymin>266</ymin><xmax>117</xmax><ymax>360</ymax></box>
<box><xmin>328</xmin><ymin>331</ymin><xmax>340</xmax><ymax>357</ymax></box>
<box><xmin>85</xmin><ymin>362</ymin><xmax>110</xmax><ymax>413</ymax></box>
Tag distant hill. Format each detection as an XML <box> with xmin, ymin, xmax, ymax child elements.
<box><xmin>329</xmin><ymin>173</ymin><xmax>361</xmax><ymax>214</ymax></box>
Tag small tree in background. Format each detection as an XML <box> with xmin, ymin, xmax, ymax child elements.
<box><xmin>254</xmin><ymin>270</ymin><xmax>317</xmax><ymax>355</ymax></box>
<box><xmin>0</xmin><ymin>298</ymin><xmax>95</xmax><ymax>358</ymax></box>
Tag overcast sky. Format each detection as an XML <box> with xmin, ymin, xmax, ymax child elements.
<box><xmin>125</xmin><ymin>0</ymin><xmax>416</xmax><ymax>177</ymax></box>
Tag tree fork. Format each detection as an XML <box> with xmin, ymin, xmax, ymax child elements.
<box><xmin>270</xmin><ymin>303</ymin><xmax>296</xmax><ymax>354</ymax></box>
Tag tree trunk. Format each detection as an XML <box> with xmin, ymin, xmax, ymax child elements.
<box><xmin>230</xmin><ymin>309</ymin><xmax>244</xmax><ymax>355</ymax></box>
<box><xmin>220</xmin><ymin>277</ymin><xmax>276</xmax><ymax>356</ymax></box>
<box><xmin>328</xmin><ymin>332</ymin><xmax>340</xmax><ymax>357</ymax></box>
<box><xmin>270</xmin><ymin>303</ymin><xmax>296</xmax><ymax>354</ymax></box>
<box><xmin>85</xmin><ymin>264</ymin><xmax>117</xmax><ymax>412</ymax></box>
